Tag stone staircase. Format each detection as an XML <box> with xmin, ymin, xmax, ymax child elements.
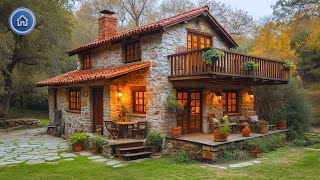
<box><xmin>114</xmin><ymin>141</ymin><xmax>152</xmax><ymax>161</ymax></box>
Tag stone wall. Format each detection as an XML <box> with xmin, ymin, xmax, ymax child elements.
<box><xmin>0</xmin><ymin>119</ymin><xmax>40</xmax><ymax>128</ymax></box>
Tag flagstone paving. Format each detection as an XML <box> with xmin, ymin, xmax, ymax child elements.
<box><xmin>0</xmin><ymin>128</ymin><xmax>126</xmax><ymax>168</ymax></box>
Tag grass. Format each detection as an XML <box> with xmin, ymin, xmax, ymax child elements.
<box><xmin>0</xmin><ymin>146</ymin><xmax>319</xmax><ymax>179</ymax></box>
<box><xmin>304</xmin><ymin>82</ymin><xmax>320</xmax><ymax>127</ymax></box>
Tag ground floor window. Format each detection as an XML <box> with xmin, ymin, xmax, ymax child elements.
<box><xmin>132</xmin><ymin>86</ymin><xmax>146</xmax><ymax>114</ymax></box>
<box><xmin>69</xmin><ymin>88</ymin><xmax>81</xmax><ymax>110</ymax></box>
<box><xmin>222</xmin><ymin>91</ymin><xmax>238</xmax><ymax>113</ymax></box>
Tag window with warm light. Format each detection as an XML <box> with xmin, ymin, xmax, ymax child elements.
<box><xmin>69</xmin><ymin>88</ymin><xmax>81</xmax><ymax>111</ymax></box>
<box><xmin>222</xmin><ymin>91</ymin><xmax>238</xmax><ymax>113</ymax></box>
<box><xmin>132</xmin><ymin>86</ymin><xmax>146</xmax><ymax>114</ymax></box>
<box><xmin>187</xmin><ymin>32</ymin><xmax>212</xmax><ymax>51</ymax></box>
<box><xmin>82</xmin><ymin>52</ymin><xmax>92</xmax><ymax>69</ymax></box>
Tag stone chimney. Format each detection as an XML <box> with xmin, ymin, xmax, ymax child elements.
<box><xmin>98</xmin><ymin>10</ymin><xmax>117</xmax><ymax>40</ymax></box>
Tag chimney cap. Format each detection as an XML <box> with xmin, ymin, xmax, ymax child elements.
<box><xmin>100</xmin><ymin>10</ymin><xmax>115</xmax><ymax>15</ymax></box>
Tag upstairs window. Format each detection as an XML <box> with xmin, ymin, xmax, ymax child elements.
<box><xmin>82</xmin><ymin>53</ymin><xmax>92</xmax><ymax>69</ymax></box>
<box><xmin>69</xmin><ymin>88</ymin><xmax>81</xmax><ymax>111</ymax></box>
<box><xmin>132</xmin><ymin>86</ymin><xmax>146</xmax><ymax>114</ymax></box>
<box><xmin>187</xmin><ymin>32</ymin><xmax>212</xmax><ymax>51</ymax></box>
<box><xmin>222</xmin><ymin>91</ymin><xmax>238</xmax><ymax>114</ymax></box>
<box><xmin>125</xmin><ymin>41</ymin><xmax>141</xmax><ymax>62</ymax></box>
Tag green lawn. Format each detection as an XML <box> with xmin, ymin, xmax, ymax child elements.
<box><xmin>7</xmin><ymin>108</ymin><xmax>49</xmax><ymax>126</ymax></box>
<box><xmin>0</xmin><ymin>146</ymin><xmax>319</xmax><ymax>180</ymax></box>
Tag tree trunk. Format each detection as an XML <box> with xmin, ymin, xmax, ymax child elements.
<box><xmin>0</xmin><ymin>94</ymin><xmax>10</xmax><ymax>118</ymax></box>
<box><xmin>0</xmin><ymin>65</ymin><xmax>14</xmax><ymax>118</ymax></box>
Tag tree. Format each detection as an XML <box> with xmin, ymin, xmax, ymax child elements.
<box><xmin>0</xmin><ymin>0</ymin><xmax>73</xmax><ymax>117</ymax></box>
<box><xmin>272</xmin><ymin>0</ymin><xmax>320</xmax><ymax>22</ymax></box>
<box><xmin>249</xmin><ymin>21</ymin><xmax>297</xmax><ymax>61</ymax></box>
<box><xmin>198</xmin><ymin>0</ymin><xmax>256</xmax><ymax>37</ymax></box>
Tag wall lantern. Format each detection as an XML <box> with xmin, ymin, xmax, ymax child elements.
<box><xmin>248</xmin><ymin>90</ymin><xmax>254</xmax><ymax>101</ymax></box>
<box><xmin>117</xmin><ymin>91</ymin><xmax>122</xmax><ymax>97</ymax></box>
<box><xmin>216</xmin><ymin>91</ymin><xmax>222</xmax><ymax>103</ymax></box>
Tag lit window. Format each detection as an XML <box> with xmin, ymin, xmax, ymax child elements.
<box><xmin>187</xmin><ymin>32</ymin><xmax>212</xmax><ymax>51</ymax></box>
<box><xmin>132</xmin><ymin>86</ymin><xmax>146</xmax><ymax>114</ymax></box>
<box><xmin>222</xmin><ymin>91</ymin><xmax>238</xmax><ymax>113</ymax></box>
<box><xmin>69</xmin><ymin>88</ymin><xmax>81</xmax><ymax>110</ymax></box>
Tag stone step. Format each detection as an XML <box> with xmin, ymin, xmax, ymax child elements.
<box><xmin>117</xmin><ymin>146</ymin><xmax>147</xmax><ymax>152</ymax></box>
<box><xmin>121</xmin><ymin>151</ymin><xmax>152</xmax><ymax>158</ymax></box>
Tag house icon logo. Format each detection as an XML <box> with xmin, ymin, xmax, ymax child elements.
<box><xmin>9</xmin><ymin>7</ymin><xmax>36</xmax><ymax>35</ymax></box>
<box><xmin>17</xmin><ymin>15</ymin><xmax>28</xmax><ymax>27</ymax></box>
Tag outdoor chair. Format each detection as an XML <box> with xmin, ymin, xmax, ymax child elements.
<box><xmin>208</xmin><ymin>113</ymin><xmax>219</xmax><ymax>133</ymax></box>
<box><xmin>104</xmin><ymin>121</ymin><xmax>119</xmax><ymax>139</ymax></box>
<box><xmin>132</xmin><ymin>121</ymin><xmax>148</xmax><ymax>139</ymax></box>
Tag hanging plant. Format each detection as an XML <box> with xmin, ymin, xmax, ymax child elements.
<box><xmin>202</xmin><ymin>49</ymin><xmax>224</xmax><ymax>65</ymax></box>
<box><xmin>244</xmin><ymin>61</ymin><xmax>259</xmax><ymax>71</ymax></box>
<box><xmin>283</xmin><ymin>60</ymin><xmax>295</xmax><ymax>71</ymax></box>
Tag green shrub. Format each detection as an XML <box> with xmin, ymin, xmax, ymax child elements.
<box><xmin>254</xmin><ymin>78</ymin><xmax>313</xmax><ymax>139</ymax></box>
<box><xmin>164</xmin><ymin>94</ymin><xmax>184</xmax><ymax>122</ymax></box>
<box><xmin>291</xmin><ymin>138</ymin><xmax>307</xmax><ymax>147</ymax></box>
<box><xmin>266</xmin><ymin>134</ymin><xmax>286</xmax><ymax>151</ymax></box>
<box><xmin>173</xmin><ymin>150</ymin><xmax>192</xmax><ymax>164</ymax></box>
<box><xmin>283</xmin><ymin>60</ymin><xmax>296</xmax><ymax>71</ymax></box>
<box><xmin>216</xmin><ymin>143</ymin><xmax>252</xmax><ymax>162</ymax></box>
<box><xmin>244</xmin><ymin>61</ymin><xmax>259</xmax><ymax>71</ymax></box>
<box><xmin>219</xmin><ymin>125</ymin><xmax>231</xmax><ymax>136</ymax></box>
<box><xmin>202</xmin><ymin>49</ymin><xmax>224</xmax><ymax>65</ymax></box>
<box><xmin>145</xmin><ymin>132</ymin><xmax>163</xmax><ymax>148</ymax></box>
<box><xmin>89</xmin><ymin>134</ymin><xmax>104</xmax><ymax>148</ymax></box>
<box><xmin>70</xmin><ymin>133</ymin><xmax>89</xmax><ymax>145</ymax></box>
<box><xmin>246</xmin><ymin>135</ymin><xmax>285</xmax><ymax>153</ymax></box>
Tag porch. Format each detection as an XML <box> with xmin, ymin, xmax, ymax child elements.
<box><xmin>165</xmin><ymin>129</ymin><xmax>289</xmax><ymax>161</ymax></box>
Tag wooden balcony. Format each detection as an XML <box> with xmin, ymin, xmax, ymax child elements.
<box><xmin>168</xmin><ymin>48</ymin><xmax>290</xmax><ymax>85</ymax></box>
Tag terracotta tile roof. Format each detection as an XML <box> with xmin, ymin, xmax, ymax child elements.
<box><xmin>67</xmin><ymin>5</ymin><xmax>238</xmax><ymax>56</ymax></box>
<box><xmin>35</xmin><ymin>61</ymin><xmax>151</xmax><ymax>86</ymax></box>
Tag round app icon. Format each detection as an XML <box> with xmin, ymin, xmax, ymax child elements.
<box><xmin>9</xmin><ymin>7</ymin><xmax>36</xmax><ymax>35</ymax></box>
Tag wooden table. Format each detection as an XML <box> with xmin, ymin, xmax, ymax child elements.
<box><xmin>115</xmin><ymin>121</ymin><xmax>138</xmax><ymax>138</ymax></box>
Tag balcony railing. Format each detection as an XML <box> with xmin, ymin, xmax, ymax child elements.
<box><xmin>168</xmin><ymin>48</ymin><xmax>290</xmax><ymax>81</ymax></box>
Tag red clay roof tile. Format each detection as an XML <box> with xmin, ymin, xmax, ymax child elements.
<box><xmin>67</xmin><ymin>5</ymin><xmax>237</xmax><ymax>56</ymax></box>
<box><xmin>35</xmin><ymin>61</ymin><xmax>151</xmax><ymax>86</ymax></box>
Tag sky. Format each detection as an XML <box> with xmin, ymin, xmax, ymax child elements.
<box><xmin>215</xmin><ymin>0</ymin><xmax>278</xmax><ymax>20</ymax></box>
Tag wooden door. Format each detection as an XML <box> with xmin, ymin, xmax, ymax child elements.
<box><xmin>92</xmin><ymin>88</ymin><xmax>103</xmax><ymax>133</ymax></box>
<box><xmin>177</xmin><ymin>89</ymin><xmax>202</xmax><ymax>134</ymax></box>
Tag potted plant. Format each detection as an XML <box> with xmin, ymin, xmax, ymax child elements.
<box><xmin>242</xmin><ymin>125</ymin><xmax>250</xmax><ymax>137</ymax></box>
<box><xmin>89</xmin><ymin>134</ymin><xmax>104</xmax><ymax>154</ymax></box>
<box><xmin>164</xmin><ymin>94</ymin><xmax>184</xmax><ymax>137</ymax></box>
<box><xmin>282</xmin><ymin>60</ymin><xmax>295</xmax><ymax>71</ymax></box>
<box><xmin>275</xmin><ymin>110</ymin><xmax>287</xmax><ymax>129</ymax></box>
<box><xmin>145</xmin><ymin>132</ymin><xmax>163</xmax><ymax>154</ymax></box>
<box><xmin>246</xmin><ymin>138</ymin><xmax>259</xmax><ymax>157</ymax></box>
<box><xmin>244</xmin><ymin>61</ymin><xmax>259</xmax><ymax>71</ymax></box>
<box><xmin>70</xmin><ymin>133</ymin><xmax>89</xmax><ymax>152</ymax></box>
<box><xmin>213</xmin><ymin>115</ymin><xmax>231</xmax><ymax>142</ymax></box>
<box><xmin>202</xmin><ymin>48</ymin><xmax>224</xmax><ymax>65</ymax></box>
<box><xmin>258</xmin><ymin>120</ymin><xmax>269</xmax><ymax>134</ymax></box>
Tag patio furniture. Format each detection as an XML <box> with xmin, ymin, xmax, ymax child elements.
<box><xmin>231</xmin><ymin>123</ymin><xmax>248</xmax><ymax>133</ymax></box>
<box><xmin>208</xmin><ymin>113</ymin><xmax>219</xmax><ymax>133</ymax></box>
<box><xmin>115</xmin><ymin>121</ymin><xmax>138</xmax><ymax>139</ymax></box>
<box><xmin>47</xmin><ymin>110</ymin><xmax>62</xmax><ymax>136</ymax></box>
<box><xmin>104</xmin><ymin>121</ymin><xmax>119</xmax><ymax>139</ymax></box>
<box><xmin>132</xmin><ymin>121</ymin><xmax>148</xmax><ymax>139</ymax></box>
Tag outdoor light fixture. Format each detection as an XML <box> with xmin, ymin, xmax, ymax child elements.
<box><xmin>248</xmin><ymin>90</ymin><xmax>254</xmax><ymax>101</ymax></box>
<box><xmin>117</xmin><ymin>91</ymin><xmax>122</xmax><ymax>97</ymax></box>
<box><xmin>216</xmin><ymin>91</ymin><xmax>222</xmax><ymax>103</ymax></box>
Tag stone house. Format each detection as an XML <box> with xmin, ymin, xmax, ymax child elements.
<box><xmin>35</xmin><ymin>6</ymin><xmax>289</xmax><ymax>137</ymax></box>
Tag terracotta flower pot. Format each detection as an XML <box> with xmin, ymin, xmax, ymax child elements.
<box><xmin>260</xmin><ymin>126</ymin><xmax>269</xmax><ymax>134</ymax></box>
<box><xmin>171</xmin><ymin>127</ymin><xmax>182</xmax><ymax>137</ymax></box>
<box><xmin>242</xmin><ymin>126</ymin><xmax>251</xmax><ymax>137</ymax></box>
<box><xmin>250</xmin><ymin>147</ymin><xmax>259</xmax><ymax>158</ymax></box>
<box><xmin>90</xmin><ymin>148</ymin><xmax>100</xmax><ymax>154</ymax></box>
<box><xmin>277</xmin><ymin>120</ymin><xmax>287</xmax><ymax>129</ymax></box>
<box><xmin>213</xmin><ymin>130</ymin><xmax>228</xmax><ymax>142</ymax></box>
<box><xmin>73</xmin><ymin>144</ymin><xmax>83</xmax><ymax>152</ymax></box>
<box><xmin>239</xmin><ymin>119</ymin><xmax>247</xmax><ymax>123</ymax></box>
<box><xmin>151</xmin><ymin>146</ymin><xmax>159</xmax><ymax>154</ymax></box>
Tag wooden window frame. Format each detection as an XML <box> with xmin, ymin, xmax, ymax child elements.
<box><xmin>68</xmin><ymin>88</ymin><xmax>81</xmax><ymax>111</ymax></box>
<box><xmin>82</xmin><ymin>52</ymin><xmax>92</xmax><ymax>69</ymax></box>
<box><xmin>124</xmin><ymin>40</ymin><xmax>141</xmax><ymax>63</ymax></box>
<box><xmin>222</xmin><ymin>90</ymin><xmax>239</xmax><ymax>114</ymax></box>
<box><xmin>132</xmin><ymin>86</ymin><xmax>146</xmax><ymax>114</ymax></box>
<box><xmin>187</xmin><ymin>29</ymin><xmax>213</xmax><ymax>51</ymax></box>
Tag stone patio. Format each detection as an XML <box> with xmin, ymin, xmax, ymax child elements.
<box><xmin>0</xmin><ymin>128</ymin><xmax>126</xmax><ymax>167</ymax></box>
